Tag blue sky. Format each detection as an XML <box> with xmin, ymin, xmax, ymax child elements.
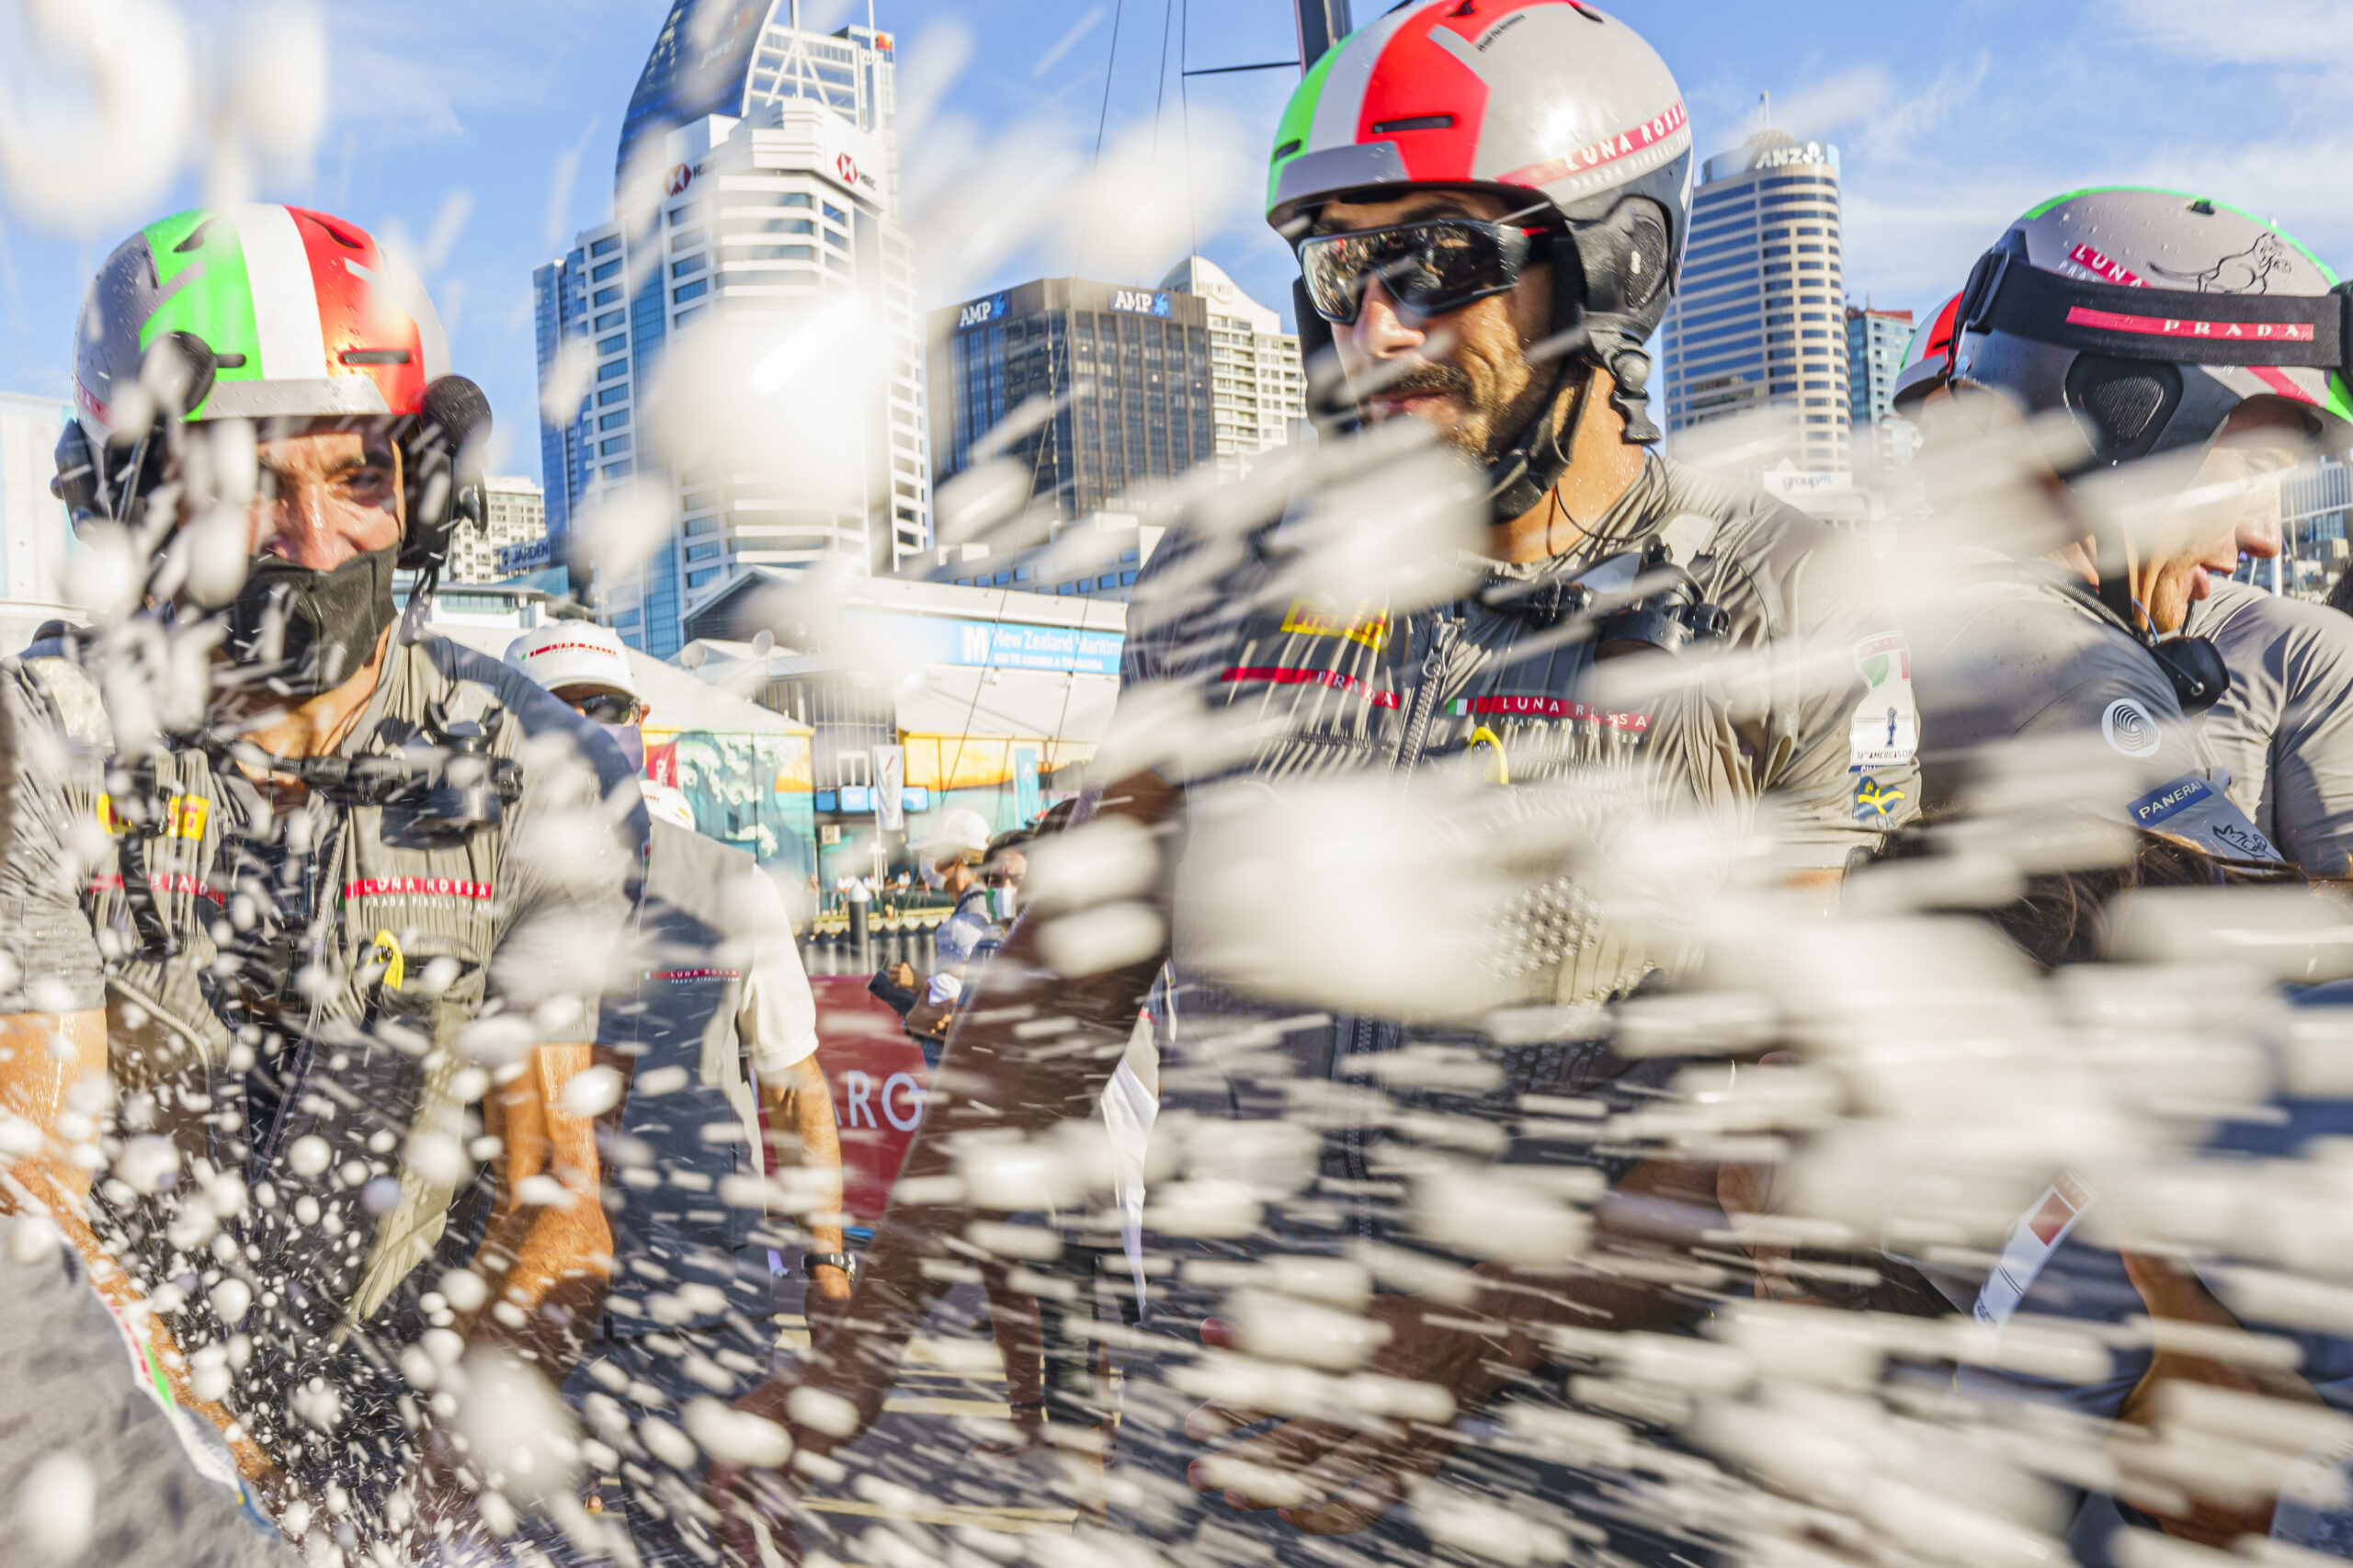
<box><xmin>0</xmin><ymin>0</ymin><xmax>2347</xmax><ymax>483</ymax></box>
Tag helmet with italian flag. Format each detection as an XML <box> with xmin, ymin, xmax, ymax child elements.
<box><xmin>1893</xmin><ymin>291</ymin><xmax>1962</xmax><ymax>417</ymax></box>
<box><xmin>1265</xmin><ymin>0</ymin><xmax>1692</xmax><ymax>472</ymax></box>
<box><xmin>1949</xmin><ymin>187</ymin><xmax>2353</xmax><ymax>465</ymax></box>
<box><xmin>63</xmin><ymin>204</ymin><xmax>488</xmax><ymax>565</ymax></box>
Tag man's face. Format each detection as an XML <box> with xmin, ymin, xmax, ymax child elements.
<box><xmin>248</xmin><ymin>426</ymin><xmax>403</xmax><ymax>571</ymax></box>
<box><xmin>1312</xmin><ymin>190</ymin><xmax>1555</xmax><ymax>460</ymax></box>
<box><xmin>2143</xmin><ymin>402</ymin><xmax>2303</xmax><ymax>633</ymax></box>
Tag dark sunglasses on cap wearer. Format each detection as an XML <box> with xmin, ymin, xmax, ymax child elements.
<box><xmin>1296</xmin><ymin>216</ymin><xmax>1556</xmax><ymax>325</ymax></box>
<box><xmin>567</xmin><ymin>690</ymin><xmax>644</xmax><ymax>725</ymax></box>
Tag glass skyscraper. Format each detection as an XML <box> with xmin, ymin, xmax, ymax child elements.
<box><xmin>927</xmin><ymin>278</ymin><xmax>1215</xmax><ymax>535</ymax></box>
<box><xmin>534</xmin><ymin>1</ymin><xmax>929</xmax><ymax>656</ymax></box>
<box><xmin>1845</xmin><ymin>304</ymin><xmax>1915</xmax><ymax>474</ymax></box>
<box><xmin>1658</xmin><ymin>131</ymin><xmax>1852</xmax><ymax>474</ymax></box>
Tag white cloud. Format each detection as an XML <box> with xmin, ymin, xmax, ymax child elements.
<box><xmin>2110</xmin><ymin>0</ymin><xmax>2353</xmax><ymax>68</ymax></box>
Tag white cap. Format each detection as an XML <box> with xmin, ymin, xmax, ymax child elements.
<box><xmin>916</xmin><ymin>806</ymin><xmax>993</xmax><ymax>863</ymax></box>
<box><xmin>506</xmin><ymin>621</ymin><xmax>642</xmax><ymax>702</ymax></box>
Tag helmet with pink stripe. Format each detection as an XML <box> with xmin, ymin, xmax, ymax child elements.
<box><xmin>1949</xmin><ymin>187</ymin><xmax>2353</xmax><ymax>464</ymax></box>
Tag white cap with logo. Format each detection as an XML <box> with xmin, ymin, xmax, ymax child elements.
<box><xmin>505</xmin><ymin>621</ymin><xmax>642</xmax><ymax>702</ymax></box>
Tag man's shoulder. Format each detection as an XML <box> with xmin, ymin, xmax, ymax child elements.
<box><xmin>1650</xmin><ymin>457</ymin><xmax>1879</xmax><ymax>631</ymax></box>
<box><xmin>2199</xmin><ymin>578</ymin><xmax>2353</xmax><ymax>651</ymax></box>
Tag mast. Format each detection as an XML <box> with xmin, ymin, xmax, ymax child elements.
<box><xmin>1293</xmin><ymin>0</ymin><xmax>1350</xmax><ymax>72</ymax></box>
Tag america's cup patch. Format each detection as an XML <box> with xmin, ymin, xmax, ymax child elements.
<box><xmin>1975</xmin><ymin>1169</ymin><xmax>2096</xmax><ymax>1330</ymax></box>
<box><xmin>1848</xmin><ymin>631</ymin><xmax>1917</xmax><ymax>770</ymax></box>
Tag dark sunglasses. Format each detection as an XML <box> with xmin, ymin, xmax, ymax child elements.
<box><xmin>1297</xmin><ymin>218</ymin><xmax>1554</xmax><ymax>326</ymax></box>
<box><xmin>571</xmin><ymin>690</ymin><xmax>644</xmax><ymax>725</ymax></box>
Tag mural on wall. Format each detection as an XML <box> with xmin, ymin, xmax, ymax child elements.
<box><xmin>645</xmin><ymin>726</ymin><xmax>815</xmax><ymax>881</ymax></box>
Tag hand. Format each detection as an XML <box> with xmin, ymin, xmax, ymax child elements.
<box><xmin>803</xmin><ymin>1264</ymin><xmax>854</xmax><ymax>1340</ymax></box>
<box><xmin>1183</xmin><ymin>1298</ymin><xmax>1512</xmax><ymax>1536</ymax></box>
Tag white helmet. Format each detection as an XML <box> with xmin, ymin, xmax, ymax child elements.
<box><xmin>918</xmin><ymin>807</ymin><xmax>993</xmax><ymax>866</ymax></box>
<box><xmin>506</xmin><ymin>621</ymin><xmax>643</xmax><ymax>701</ymax></box>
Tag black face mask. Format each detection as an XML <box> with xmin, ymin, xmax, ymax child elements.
<box><xmin>224</xmin><ymin>545</ymin><xmax>398</xmax><ymax>697</ymax></box>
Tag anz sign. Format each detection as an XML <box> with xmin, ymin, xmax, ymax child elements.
<box><xmin>1110</xmin><ymin>289</ymin><xmax>1174</xmax><ymax>318</ymax></box>
<box><xmin>956</xmin><ymin>293</ymin><xmax>1009</xmax><ymax>331</ymax></box>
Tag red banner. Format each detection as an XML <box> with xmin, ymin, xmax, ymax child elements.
<box><xmin>804</xmin><ymin>976</ymin><xmax>931</xmax><ymax>1222</ymax></box>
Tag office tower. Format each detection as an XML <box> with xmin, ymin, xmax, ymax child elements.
<box><xmin>1161</xmin><ymin>256</ymin><xmax>1307</xmax><ymax>476</ymax></box>
<box><xmin>1846</xmin><ymin>304</ymin><xmax>1915</xmax><ymax>473</ymax></box>
<box><xmin>926</xmin><ymin>276</ymin><xmax>1214</xmax><ymax>537</ymax></box>
<box><xmin>445</xmin><ymin>475</ymin><xmax>550</xmax><ymax>584</ymax></box>
<box><xmin>1658</xmin><ymin>131</ymin><xmax>1852</xmax><ymax>474</ymax></box>
<box><xmin>535</xmin><ymin>2</ymin><xmax>929</xmax><ymax>656</ymax></box>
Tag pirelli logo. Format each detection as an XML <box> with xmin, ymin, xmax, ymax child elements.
<box><xmin>342</xmin><ymin>876</ymin><xmax>494</xmax><ymax>902</ymax></box>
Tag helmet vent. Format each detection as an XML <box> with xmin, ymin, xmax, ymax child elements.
<box><xmin>2065</xmin><ymin>354</ymin><xmax>2181</xmax><ymax>460</ymax></box>
<box><xmin>1273</xmin><ymin>139</ymin><xmax>1302</xmax><ymax>161</ymax></box>
<box><xmin>173</xmin><ymin>220</ymin><xmax>214</xmax><ymax>254</ymax></box>
<box><xmin>1370</xmin><ymin>114</ymin><xmax>1455</xmax><ymax>133</ymax></box>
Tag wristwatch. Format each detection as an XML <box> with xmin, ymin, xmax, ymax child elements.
<box><xmin>801</xmin><ymin>1251</ymin><xmax>857</xmax><ymax>1279</ymax></box>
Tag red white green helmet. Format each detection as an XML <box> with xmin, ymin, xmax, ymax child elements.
<box><xmin>1893</xmin><ymin>291</ymin><xmax>1962</xmax><ymax>416</ymax></box>
<box><xmin>1265</xmin><ymin>0</ymin><xmax>1690</xmax><ymax>245</ymax></box>
<box><xmin>63</xmin><ymin>204</ymin><xmax>487</xmax><ymax>567</ymax></box>
<box><xmin>73</xmin><ymin>204</ymin><xmax>450</xmax><ymax>446</ymax></box>
<box><xmin>1950</xmin><ymin>187</ymin><xmax>2353</xmax><ymax>464</ymax></box>
<box><xmin>1265</xmin><ymin>0</ymin><xmax>1693</xmax><ymax>501</ymax></box>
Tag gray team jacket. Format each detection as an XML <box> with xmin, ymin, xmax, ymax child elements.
<box><xmin>600</xmin><ymin>819</ymin><xmax>790</xmax><ymax>1334</ymax></box>
<box><xmin>2190</xmin><ymin>579</ymin><xmax>2353</xmax><ymax>877</ymax></box>
<box><xmin>1120</xmin><ymin>447</ymin><xmax>1918</xmax><ymax>1242</ymax></box>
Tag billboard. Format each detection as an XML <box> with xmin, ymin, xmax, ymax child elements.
<box><xmin>845</xmin><ymin>608</ymin><xmax>1124</xmax><ymax>676</ymax></box>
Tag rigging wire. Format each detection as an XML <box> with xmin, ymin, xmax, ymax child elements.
<box><xmin>1073</xmin><ymin>0</ymin><xmax>1130</xmax><ymax>277</ymax></box>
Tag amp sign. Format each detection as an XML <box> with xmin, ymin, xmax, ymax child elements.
<box><xmin>956</xmin><ymin>293</ymin><xmax>1008</xmax><ymax>330</ymax></box>
<box><xmin>1110</xmin><ymin>289</ymin><xmax>1174</xmax><ymax>317</ymax></box>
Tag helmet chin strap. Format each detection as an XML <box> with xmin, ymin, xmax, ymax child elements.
<box><xmin>1483</xmin><ymin>355</ymin><xmax>1591</xmax><ymax>526</ymax></box>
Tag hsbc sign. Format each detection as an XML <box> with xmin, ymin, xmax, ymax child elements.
<box><xmin>666</xmin><ymin>164</ymin><xmax>694</xmax><ymax>197</ymax></box>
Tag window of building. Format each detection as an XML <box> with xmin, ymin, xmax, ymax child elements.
<box><xmin>824</xmin><ymin>229</ymin><xmax>847</xmax><ymax>250</ymax></box>
<box><xmin>615</xmin><ymin>610</ymin><xmax>640</xmax><ymax>628</ymax></box>
<box><xmin>601</xmin><ymin>435</ymin><xmax>631</xmax><ymax>455</ymax></box>
<box><xmin>1013</xmin><ymin>566</ymin><xmax>1033</xmax><ymax>581</ymax></box>
<box><xmin>597</xmin><ymin>385</ymin><xmax>629</xmax><ymax>405</ymax></box>
<box><xmin>671</xmin><ymin>229</ymin><xmax>708</xmax><ymax>252</ymax></box>
<box><xmin>676</xmin><ymin>304</ymin><xmax>706</xmax><ymax>325</ymax></box>
<box><xmin>761</xmin><ymin>218</ymin><xmax>813</xmax><ymax>234</ymax></box>
<box><xmin>671</xmin><ymin>254</ymin><xmax>706</xmax><ymax>278</ymax></box>
<box><xmin>590</xmin><ymin>235</ymin><xmax>621</xmax><ymax>257</ymax></box>
<box><xmin>598</xmin><ymin>359</ymin><xmax>629</xmax><ymax>381</ymax></box>
<box><xmin>604</xmin><ymin>460</ymin><xmax>633</xmax><ymax>477</ymax></box>
<box><xmin>668</xmin><ymin>202</ymin><xmax>699</xmax><ymax>226</ymax></box>
<box><xmin>822</xmin><ymin>202</ymin><xmax>846</xmax><ymax>223</ymax></box>
<box><xmin>778</xmin><ymin>192</ymin><xmax>812</xmax><ymax>209</ymax></box>
<box><xmin>597</xmin><ymin>333</ymin><xmax>627</xmax><ymax>355</ymax></box>
<box><xmin>741</xmin><ymin>244</ymin><xmax>813</xmax><ymax>261</ymax></box>
<box><xmin>675</xmin><ymin>279</ymin><xmax>708</xmax><ymax>304</ymax></box>
<box><xmin>1120</xmin><ymin>570</ymin><xmax>1138</xmax><ymax>585</ymax></box>
<box><xmin>687</xmin><ymin>542</ymin><xmax>720</xmax><ymax>562</ymax></box>
<box><xmin>593</xmin><ymin>285</ymin><xmax>621</xmax><ymax>306</ymax></box>
<box><xmin>599</xmin><ymin>410</ymin><xmax>630</xmax><ymax>430</ymax></box>
<box><xmin>594</xmin><ymin>310</ymin><xmax>625</xmax><ymax>331</ymax></box>
<box><xmin>688</xmin><ymin>568</ymin><xmax>721</xmax><ymax>588</ymax></box>
<box><xmin>592</xmin><ymin>259</ymin><xmax>623</xmax><ymax>283</ymax></box>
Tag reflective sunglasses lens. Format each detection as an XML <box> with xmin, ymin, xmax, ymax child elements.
<box><xmin>578</xmin><ymin>692</ymin><xmax>638</xmax><ymax>724</ymax></box>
